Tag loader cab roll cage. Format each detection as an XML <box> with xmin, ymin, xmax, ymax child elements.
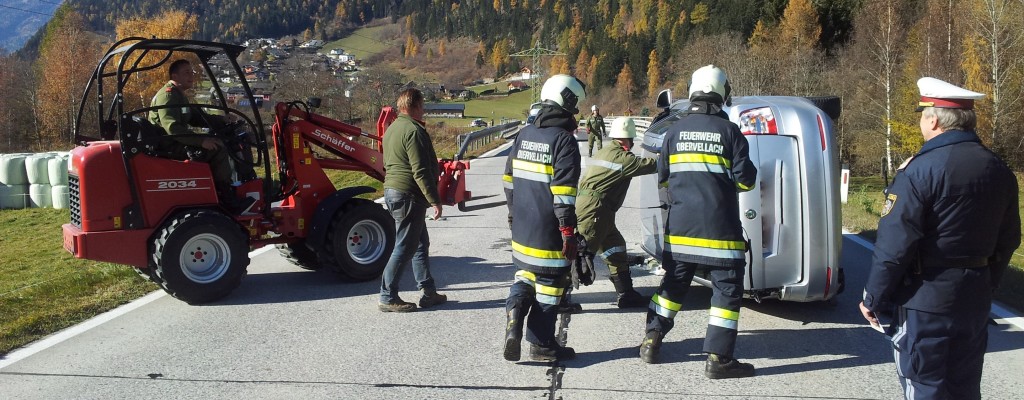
<box><xmin>72</xmin><ymin>38</ymin><xmax>273</xmax><ymax>226</ymax></box>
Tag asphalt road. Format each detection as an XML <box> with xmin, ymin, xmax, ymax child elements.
<box><xmin>2</xmin><ymin>139</ymin><xmax>1022</xmax><ymax>400</ymax></box>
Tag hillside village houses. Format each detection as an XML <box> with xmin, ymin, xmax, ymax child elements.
<box><xmin>201</xmin><ymin>36</ymin><xmax>490</xmax><ymax>115</ymax></box>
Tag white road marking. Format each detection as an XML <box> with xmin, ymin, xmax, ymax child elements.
<box><xmin>843</xmin><ymin>232</ymin><xmax>1024</xmax><ymax>331</ymax></box>
<box><xmin>0</xmin><ymin>245</ymin><xmax>274</xmax><ymax>370</ymax></box>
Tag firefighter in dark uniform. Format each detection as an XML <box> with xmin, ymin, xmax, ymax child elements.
<box><xmin>149</xmin><ymin>59</ymin><xmax>254</xmax><ymax>213</ymax></box>
<box><xmin>639</xmin><ymin>65</ymin><xmax>758</xmax><ymax>379</ymax></box>
<box><xmin>502</xmin><ymin>74</ymin><xmax>586</xmax><ymax>362</ymax></box>
<box><xmin>586</xmin><ymin>105</ymin><xmax>606</xmax><ymax>156</ymax></box>
<box><xmin>860</xmin><ymin>77</ymin><xmax>1020</xmax><ymax>400</ymax></box>
<box><xmin>577</xmin><ymin>117</ymin><xmax>657</xmax><ymax>308</ymax></box>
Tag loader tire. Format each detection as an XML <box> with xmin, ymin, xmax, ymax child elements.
<box><xmin>152</xmin><ymin>210</ymin><xmax>249</xmax><ymax>304</ymax></box>
<box><xmin>277</xmin><ymin>241</ymin><xmax>322</xmax><ymax>270</ymax></box>
<box><xmin>322</xmin><ymin>199</ymin><xmax>394</xmax><ymax>281</ymax></box>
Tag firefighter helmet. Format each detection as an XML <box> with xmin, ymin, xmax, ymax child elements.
<box><xmin>608</xmin><ymin>117</ymin><xmax>636</xmax><ymax>139</ymax></box>
<box><xmin>540</xmin><ymin>74</ymin><xmax>587</xmax><ymax>114</ymax></box>
<box><xmin>688</xmin><ymin>65</ymin><xmax>731</xmax><ymax>105</ymax></box>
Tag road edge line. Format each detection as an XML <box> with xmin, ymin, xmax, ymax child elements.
<box><xmin>842</xmin><ymin>231</ymin><xmax>1023</xmax><ymax>330</ymax></box>
<box><xmin>0</xmin><ymin>245</ymin><xmax>274</xmax><ymax>370</ymax></box>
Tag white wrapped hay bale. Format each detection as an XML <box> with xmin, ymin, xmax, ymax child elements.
<box><xmin>29</xmin><ymin>183</ymin><xmax>52</xmax><ymax>208</ymax></box>
<box><xmin>0</xmin><ymin>154</ymin><xmax>29</xmax><ymax>185</ymax></box>
<box><xmin>51</xmin><ymin>184</ymin><xmax>70</xmax><ymax>209</ymax></box>
<box><xmin>26</xmin><ymin>153</ymin><xmax>53</xmax><ymax>185</ymax></box>
<box><xmin>0</xmin><ymin>183</ymin><xmax>29</xmax><ymax>209</ymax></box>
<box><xmin>48</xmin><ymin>156</ymin><xmax>69</xmax><ymax>185</ymax></box>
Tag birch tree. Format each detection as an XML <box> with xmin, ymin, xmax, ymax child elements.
<box><xmin>852</xmin><ymin>0</ymin><xmax>912</xmax><ymax>173</ymax></box>
<box><xmin>965</xmin><ymin>0</ymin><xmax>1024</xmax><ymax>147</ymax></box>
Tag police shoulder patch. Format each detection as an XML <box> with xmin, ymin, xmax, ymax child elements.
<box><xmin>881</xmin><ymin>193</ymin><xmax>897</xmax><ymax>217</ymax></box>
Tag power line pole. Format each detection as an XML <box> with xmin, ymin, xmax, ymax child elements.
<box><xmin>510</xmin><ymin>45</ymin><xmax>565</xmax><ymax>103</ymax></box>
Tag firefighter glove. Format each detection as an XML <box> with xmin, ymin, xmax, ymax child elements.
<box><xmin>570</xmin><ymin>234</ymin><xmax>596</xmax><ymax>289</ymax></box>
<box><xmin>559</xmin><ymin>226</ymin><xmax>577</xmax><ymax>262</ymax></box>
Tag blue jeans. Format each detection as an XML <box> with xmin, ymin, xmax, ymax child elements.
<box><xmin>380</xmin><ymin>188</ymin><xmax>436</xmax><ymax>303</ymax></box>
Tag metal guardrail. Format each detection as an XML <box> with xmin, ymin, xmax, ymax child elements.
<box><xmin>455</xmin><ymin>121</ymin><xmax>521</xmax><ymax>160</ymax></box>
<box><xmin>455</xmin><ymin>115</ymin><xmax>653</xmax><ymax>160</ymax></box>
<box><xmin>600</xmin><ymin>115</ymin><xmax>653</xmax><ymax>138</ymax></box>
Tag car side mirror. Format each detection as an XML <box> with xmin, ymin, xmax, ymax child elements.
<box><xmin>656</xmin><ymin>89</ymin><xmax>672</xmax><ymax>108</ymax></box>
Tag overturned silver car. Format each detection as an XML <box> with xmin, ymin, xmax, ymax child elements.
<box><xmin>636</xmin><ymin>93</ymin><xmax>844</xmax><ymax>302</ymax></box>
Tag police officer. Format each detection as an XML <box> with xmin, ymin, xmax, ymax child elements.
<box><xmin>502</xmin><ymin>74</ymin><xmax>586</xmax><ymax>362</ymax></box>
<box><xmin>577</xmin><ymin>117</ymin><xmax>657</xmax><ymax>308</ymax></box>
<box><xmin>860</xmin><ymin>77</ymin><xmax>1020</xmax><ymax>400</ymax></box>
<box><xmin>586</xmin><ymin>105</ymin><xmax>606</xmax><ymax>157</ymax></box>
<box><xmin>639</xmin><ymin>65</ymin><xmax>758</xmax><ymax>379</ymax></box>
<box><xmin>149</xmin><ymin>59</ymin><xmax>254</xmax><ymax>213</ymax></box>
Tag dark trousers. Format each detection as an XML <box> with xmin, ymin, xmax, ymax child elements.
<box><xmin>507</xmin><ymin>270</ymin><xmax>570</xmax><ymax>346</ymax></box>
<box><xmin>891</xmin><ymin>306</ymin><xmax>988</xmax><ymax>400</ymax></box>
<box><xmin>159</xmin><ymin>136</ymin><xmax>233</xmax><ymax>190</ymax></box>
<box><xmin>380</xmin><ymin>188</ymin><xmax>436</xmax><ymax>303</ymax></box>
<box><xmin>577</xmin><ymin>209</ymin><xmax>629</xmax><ymax>274</ymax></box>
<box><xmin>646</xmin><ymin>253</ymin><xmax>745</xmax><ymax>358</ymax></box>
<box><xmin>587</xmin><ymin>133</ymin><xmax>602</xmax><ymax>155</ymax></box>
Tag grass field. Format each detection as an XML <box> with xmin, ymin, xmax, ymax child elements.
<box><xmin>0</xmin><ymin>209</ymin><xmax>156</xmax><ymax>356</ymax></box>
<box><xmin>322</xmin><ymin>24</ymin><xmax>397</xmax><ymax>60</ymax></box>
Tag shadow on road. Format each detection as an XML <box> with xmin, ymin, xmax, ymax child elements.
<box><xmin>211</xmin><ymin>269</ymin><xmax>378</xmax><ymax>306</ymax></box>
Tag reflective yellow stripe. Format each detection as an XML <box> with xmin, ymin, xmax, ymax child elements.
<box><xmin>736</xmin><ymin>181</ymin><xmax>753</xmax><ymax>191</ymax></box>
<box><xmin>666</xmin><ymin>235</ymin><xmax>745</xmax><ymax>250</ymax></box>
<box><xmin>514</xmin><ymin>270</ymin><xmax>564</xmax><ymax>296</ymax></box>
<box><xmin>550</xmin><ymin>186</ymin><xmax>577</xmax><ymax>196</ymax></box>
<box><xmin>709</xmin><ymin>307</ymin><xmax>739</xmax><ymax>321</ymax></box>
<box><xmin>515</xmin><ymin>270</ymin><xmax>537</xmax><ymax>282</ymax></box>
<box><xmin>503</xmin><ymin>174</ymin><xmax>513</xmax><ymax>182</ymax></box>
<box><xmin>653</xmin><ymin>294</ymin><xmax>682</xmax><ymax>312</ymax></box>
<box><xmin>512</xmin><ymin>159</ymin><xmax>553</xmax><ymax>175</ymax></box>
<box><xmin>512</xmin><ymin>241</ymin><xmax>563</xmax><ymax>259</ymax></box>
<box><xmin>669</xmin><ymin>153</ymin><xmax>731</xmax><ymax>167</ymax></box>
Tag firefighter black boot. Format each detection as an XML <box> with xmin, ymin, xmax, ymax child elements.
<box><xmin>639</xmin><ymin>330</ymin><xmax>663</xmax><ymax>364</ymax></box>
<box><xmin>610</xmin><ymin>271</ymin><xmax>648</xmax><ymax>308</ymax></box>
<box><xmin>529</xmin><ymin>343</ymin><xmax>576</xmax><ymax>361</ymax></box>
<box><xmin>503</xmin><ymin>305</ymin><xmax>526</xmax><ymax>361</ymax></box>
<box><xmin>705</xmin><ymin>353</ymin><xmax>755</xmax><ymax>379</ymax></box>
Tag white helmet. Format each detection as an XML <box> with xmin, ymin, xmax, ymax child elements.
<box><xmin>540</xmin><ymin>74</ymin><xmax>587</xmax><ymax>114</ymax></box>
<box><xmin>688</xmin><ymin>65</ymin><xmax>731</xmax><ymax>105</ymax></box>
<box><xmin>608</xmin><ymin>117</ymin><xmax>636</xmax><ymax>139</ymax></box>
<box><xmin>591</xmin><ymin>104</ymin><xmax>598</xmax><ymax>112</ymax></box>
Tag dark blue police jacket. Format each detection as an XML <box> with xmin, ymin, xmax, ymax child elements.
<box><xmin>863</xmin><ymin>130</ymin><xmax>1021</xmax><ymax>315</ymax></box>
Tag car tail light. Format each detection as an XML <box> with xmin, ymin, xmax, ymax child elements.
<box><xmin>823</xmin><ymin>266</ymin><xmax>832</xmax><ymax>298</ymax></box>
<box><xmin>817</xmin><ymin>115</ymin><xmax>827</xmax><ymax>151</ymax></box>
<box><xmin>739</xmin><ymin>107</ymin><xmax>777</xmax><ymax>135</ymax></box>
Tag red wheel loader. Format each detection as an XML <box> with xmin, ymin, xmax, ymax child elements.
<box><xmin>61</xmin><ymin>38</ymin><xmax>471</xmax><ymax>303</ymax></box>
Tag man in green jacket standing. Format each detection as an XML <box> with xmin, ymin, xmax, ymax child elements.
<box><xmin>379</xmin><ymin>88</ymin><xmax>448</xmax><ymax>313</ymax></box>
<box><xmin>577</xmin><ymin>117</ymin><xmax>656</xmax><ymax>308</ymax></box>
<box><xmin>586</xmin><ymin>105</ymin><xmax>606</xmax><ymax>157</ymax></box>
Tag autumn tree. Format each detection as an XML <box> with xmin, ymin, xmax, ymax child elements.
<box><xmin>964</xmin><ymin>0</ymin><xmax>1024</xmax><ymax>151</ymax></box>
<box><xmin>646</xmin><ymin>49</ymin><xmax>661</xmax><ymax>97</ymax></box>
<box><xmin>0</xmin><ymin>56</ymin><xmax>36</xmax><ymax>152</ymax></box>
<box><xmin>850</xmin><ymin>0</ymin><xmax>914</xmax><ymax>173</ymax></box>
<box><xmin>114</xmin><ymin>10</ymin><xmax>199</xmax><ymax>111</ymax></box>
<box><xmin>35</xmin><ymin>8</ymin><xmax>104</xmax><ymax>148</ymax></box>
<box><xmin>776</xmin><ymin>0</ymin><xmax>825</xmax><ymax>95</ymax></box>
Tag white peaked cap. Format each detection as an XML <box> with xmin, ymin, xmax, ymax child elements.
<box><xmin>916</xmin><ymin>77</ymin><xmax>984</xmax><ymax>111</ymax></box>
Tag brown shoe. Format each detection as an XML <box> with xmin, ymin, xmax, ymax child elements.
<box><xmin>418</xmin><ymin>291</ymin><xmax>447</xmax><ymax>308</ymax></box>
<box><xmin>378</xmin><ymin>300</ymin><xmax>417</xmax><ymax>313</ymax></box>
